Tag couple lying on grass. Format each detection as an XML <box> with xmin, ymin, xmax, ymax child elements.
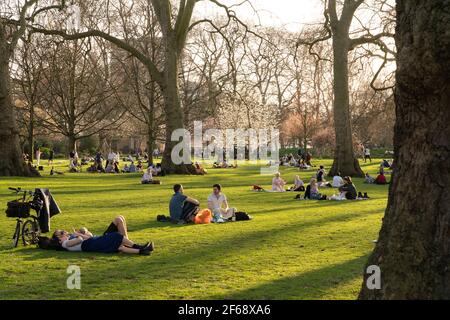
<box><xmin>163</xmin><ymin>183</ymin><xmax>250</xmax><ymax>224</ymax></box>
<box><xmin>51</xmin><ymin>215</ymin><xmax>155</xmax><ymax>256</ymax></box>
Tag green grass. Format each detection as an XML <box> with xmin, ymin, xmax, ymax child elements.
<box><xmin>0</xmin><ymin>159</ymin><xmax>390</xmax><ymax>300</ymax></box>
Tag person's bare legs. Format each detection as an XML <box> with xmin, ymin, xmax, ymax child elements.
<box><xmin>114</xmin><ymin>215</ymin><xmax>129</xmax><ymax>239</ymax></box>
<box><xmin>121</xmin><ymin>237</ymin><xmax>135</xmax><ymax>248</ymax></box>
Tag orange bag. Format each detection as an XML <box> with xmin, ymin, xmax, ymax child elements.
<box><xmin>194</xmin><ymin>209</ymin><xmax>212</xmax><ymax>224</ymax></box>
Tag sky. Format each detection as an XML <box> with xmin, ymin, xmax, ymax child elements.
<box><xmin>195</xmin><ymin>0</ymin><xmax>325</xmax><ymax>32</ymax></box>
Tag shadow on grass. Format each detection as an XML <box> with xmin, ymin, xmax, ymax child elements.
<box><xmin>209</xmin><ymin>254</ymin><xmax>369</xmax><ymax>300</ymax></box>
<box><xmin>3</xmin><ymin>206</ymin><xmax>379</xmax><ymax>299</ymax></box>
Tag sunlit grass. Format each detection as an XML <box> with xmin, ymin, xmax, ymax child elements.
<box><xmin>0</xmin><ymin>159</ymin><xmax>389</xmax><ymax>300</ymax></box>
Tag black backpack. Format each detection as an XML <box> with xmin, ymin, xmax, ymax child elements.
<box><xmin>235</xmin><ymin>211</ymin><xmax>252</xmax><ymax>221</ymax></box>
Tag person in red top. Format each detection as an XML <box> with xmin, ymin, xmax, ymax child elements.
<box><xmin>375</xmin><ymin>172</ymin><xmax>388</xmax><ymax>185</ymax></box>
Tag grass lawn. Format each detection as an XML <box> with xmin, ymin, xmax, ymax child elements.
<box><xmin>0</xmin><ymin>159</ymin><xmax>390</xmax><ymax>300</ymax></box>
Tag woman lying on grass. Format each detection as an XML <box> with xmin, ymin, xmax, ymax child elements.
<box><xmin>52</xmin><ymin>215</ymin><xmax>154</xmax><ymax>256</ymax></box>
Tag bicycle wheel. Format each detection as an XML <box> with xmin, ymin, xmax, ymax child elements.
<box><xmin>22</xmin><ymin>220</ymin><xmax>40</xmax><ymax>246</ymax></box>
<box><xmin>12</xmin><ymin>220</ymin><xmax>22</xmax><ymax>248</ymax></box>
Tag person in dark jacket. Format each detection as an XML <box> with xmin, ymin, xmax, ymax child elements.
<box><xmin>35</xmin><ymin>188</ymin><xmax>61</xmax><ymax>233</ymax></box>
<box><xmin>338</xmin><ymin>176</ymin><xmax>358</xmax><ymax>200</ymax></box>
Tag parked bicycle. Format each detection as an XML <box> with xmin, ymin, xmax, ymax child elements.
<box><xmin>5</xmin><ymin>187</ymin><xmax>43</xmax><ymax>247</ymax></box>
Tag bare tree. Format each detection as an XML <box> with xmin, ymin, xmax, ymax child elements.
<box><xmin>0</xmin><ymin>0</ymin><xmax>67</xmax><ymax>176</ymax></box>
<box><xmin>31</xmin><ymin>0</ymin><xmax>259</xmax><ymax>174</ymax></box>
<box><xmin>298</xmin><ymin>0</ymin><xmax>395</xmax><ymax>176</ymax></box>
<box><xmin>37</xmin><ymin>37</ymin><xmax>125</xmax><ymax>152</ymax></box>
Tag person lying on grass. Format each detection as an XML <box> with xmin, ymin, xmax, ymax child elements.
<box><xmin>169</xmin><ymin>184</ymin><xmax>200</xmax><ymax>224</ymax></box>
<box><xmin>207</xmin><ymin>184</ymin><xmax>236</xmax><ymax>222</ymax></box>
<box><xmin>52</xmin><ymin>215</ymin><xmax>154</xmax><ymax>255</ymax></box>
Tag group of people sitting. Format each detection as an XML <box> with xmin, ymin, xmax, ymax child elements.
<box><xmin>279</xmin><ymin>152</ymin><xmax>313</xmax><ymax>169</ymax></box>
<box><xmin>364</xmin><ymin>160</ymin><xmax>392</xmax><ymax>185</ymax></box>
<box><xmin>253</xmin><ymin>165</ymin><xmax>372</xmax><ymax>201</ymax></box>
<box><xmin>141</xmin><ymin>165</ymin><xmax>164</xmax><ymax>184</ymax></box>
<box><xmin>163</xmin><ymin>184</ymin><xmax>249</xmax><ymax>225</ymax></box>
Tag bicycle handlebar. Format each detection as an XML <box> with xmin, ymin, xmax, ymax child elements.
<box><xmin>8</xmin><ymin>187</ymin><xmax>34</xmax><ymax>195</ymax></box>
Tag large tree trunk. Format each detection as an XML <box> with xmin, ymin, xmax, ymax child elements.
<box><xmin>0</xmin><ymin>41</ymin><xmax>31</xmax><ymax>176</ymax></box>
<box><xmin>329</xmin><ymin>31</ymin><xmax>364</xmax><ymax>177</ymax></box>
<box><xmin>359</xmin><ymin>0</ymin><xmax>450</xmax><ymax>299</ymax></box>
<box><xmin>160</xmin><ymin>39</ymin><xmax>195</xmax><ymax>175</ymax></box>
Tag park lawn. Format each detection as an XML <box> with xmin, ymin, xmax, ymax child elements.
<box><xmin>0</xmin><ymin>159</ymin><xmax>390</xmax><ymax>300</ymax></box>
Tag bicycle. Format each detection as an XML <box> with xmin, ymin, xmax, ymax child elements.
<box><xmin>5</xmin><ymin>187</ymin><xmax>43</xmax><ymax>247</ymax></box>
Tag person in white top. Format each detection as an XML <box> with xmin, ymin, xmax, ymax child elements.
<box><xmin>141</xmin><ymin>167</ymin><xmax>153</xmax><ymax>184</ymax></box>
<box><xmin>332</xmin><ymin>172</ymin><xmax>344</xmax><ymax>188</ymax></box>
<box><xmin>271</xmin><ymin>172</ymin><xmax>286</xmax><ymax>192</ymax></box>
<box><xmin>364</xmin><ymin>147</ymin><xmax>372</xmax><ymax>163</ymax></box>
<box><xmin>207</xmin><ymin>184</ymin><xmax>236</xmax><ymax>219</ymax></box>
<box><xmin>107</xmin><ymin>151</ymin><xmax>116</xmax><ymax>166</ymax></box>
<box><xmin>289</xmin><ymin>175</ymin><xmax>305</xmax><ymax>191</ymax></box>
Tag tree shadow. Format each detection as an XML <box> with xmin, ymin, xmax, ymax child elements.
<box><xmin>208</xmin><ymin>254</ymin><xmax>369</xmax><ymax>300</ymax></box>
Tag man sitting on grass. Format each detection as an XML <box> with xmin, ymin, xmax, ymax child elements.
<box><xmin>207</xmin><ymin>184</ymin><xmax>236</xmax><ymax>222</ymax></box>
<box><xmin>169</xmin><ymin>184</ymin><xmax>200</xmax><ymax>224</ymax></box>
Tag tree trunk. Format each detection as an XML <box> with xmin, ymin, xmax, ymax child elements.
<box><xmin>160</xmin><ymin>39</ymin><xmax>195</xmax><ymax>174</ymax></box>
<box><xmin>329</xmin><ymin>31</ymin><xmax>364</xmax><ymax>177</ymax></box>
<box><xmin>28</xmin><ymin>104</ymin><xmax>34</xmax><ymax>162</ymax></box>
<box><xmin>0</xmin><ymin>41</ymin><xmax>30</xmax><ymax>176</ymax></box>
<box><xmin>359</xmin><ymin>0</ymin><xmax>450</xmax><ymax>299</ymax></box>
<box><xmin>68</xmin><ymin>135</ymin><xmax>77</xmax><ymax>153</ymax></box>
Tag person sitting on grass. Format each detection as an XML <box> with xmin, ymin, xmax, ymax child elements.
<box><xmin>288</xmin><ymin>175</ymin><xmax>305</xmax><ymax>192</ymax></box>
<box><xmin>87</xmin><ymin>164</ymin><xmax>98</xmax><ymax>173</ymax></box>
<box><xmin>338</xmin><ymin>176</ymin><xmax>358</xmax><ymax>200</ymax></box>
<box><xmin>122</xmin><ymin>164</ymin><xmax>130</xmax><ymax>173</ymax></box>
<box><xmin>169</xmin><ymin>184</ymin><xmax>200</xmax><ymax>224</ymax></box>
<box><xmin>364</xmin><ymin>172</ymin><xmax>375</xmax><ymax>184</ymax></box>
<box><xmin>304</xmin><ymin>178</ymin><xmax>324</xmax><ymax>200</ymax></box>
<box><xmin>105</xmin><ymin>162</ymin><xmax>114</xmax><ymax>173</ymax></box>
<box><xmin>382</xmin><ymin>159</ymin><xmax>392</xmax><ymax>169</ymax></box>
<box><xmin>52</xmin><ymin>215</ymin><xmax>154</xmax><ymax>255</ymax></box>
<box><xmin>272</xmin><ymin>172</ymin><xmax>286</xmax><ymax>192</ymax></box>
<box><xmin>207</xmin><ymin>184</ymin><xmax>236</xmax><ymax>222</ymax></box>
<box><xmin>195</xmin><ymin>162</ymin><xmax>207</xmax><ymax>175</ymax></box>
<box><xmin>332</xmin><ymin>172</ymin><xmax>344</xmax><ymax>188</ymax></box>
<box><xmin>316</xmin><ymin>166</ymin><xmax>327</xmax><ymax>185</ymax></box>
<box><xmin>374</xmin><ymin>172</ymin><xmax>388</xmax><ymax>185</ymax></box>
<box><xmin>129</xmin><ymin>162</ymin><xmax>137</xmax><ymax>173</ymax></box>
<box><xmin>113</xmin><ymin>162</ymin><xmax>120</xmax><ymax>173</ymax></box>
<box><xmin>136</xmin><ymin>160</ymin><xmax>144</xmax><ymax>172</ymax></box>
<box><xmin>141</xmin><ymin>167</ymin><xmax>153</xmax><ymax>184</ymax></box>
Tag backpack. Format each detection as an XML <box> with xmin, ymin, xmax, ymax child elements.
<box><xmin>235</xmin><ymin>211</ymin><xmax>252</xmax><ymax>221</ymax></box>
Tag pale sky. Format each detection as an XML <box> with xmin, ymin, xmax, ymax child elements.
<box><xmin>195</xmin><ymin>0</ymin><xmax>324</xmax><ymax>32</ymax></box>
